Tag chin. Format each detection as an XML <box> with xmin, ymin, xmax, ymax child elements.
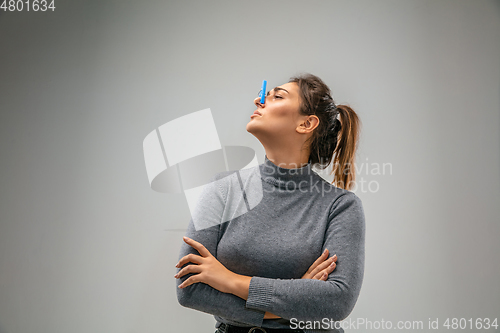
<box><xmin>246</xmin><ymin>121</ymin><xmax>255</xmax><ymax>133</ymax></box>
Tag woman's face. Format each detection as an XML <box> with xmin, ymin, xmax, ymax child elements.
<box><xmin>246</xmin><ymin>82</ymin><xmax>305</xmax><ymax>139</ymax></box>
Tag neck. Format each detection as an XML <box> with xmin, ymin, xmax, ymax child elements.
<box><xmin>259</xmin><ymin>154</ymin><xmax>314</xmax><ymax>190</ymax></box>
<box><xmin>265</xmin><ymin>151</ymin><xmax>309</xmax><ymax>169</ymax></box>
<box><xmin>261</xmin><ymin>142</ymin><xmax>310</xmax><ymax>169</ymax></box>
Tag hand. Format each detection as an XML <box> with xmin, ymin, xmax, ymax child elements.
<box><xmin>175</xmin><ymin>236</ymin><xmax>235</xmax><ymax>292</ymax></box>
<box><xmin>264</xmin><ymin>311</ymin><xmax>281</xmax><ymax>319</ymax></box>
<box><xmin>301</xmin><ymin>249</ymin><xmax>337</xmax><ymax>280</ymax></box>
<box><xmin>175</xmin><ymin>236</ymin><xmax>250</xmax><ymax>298</ymax></box>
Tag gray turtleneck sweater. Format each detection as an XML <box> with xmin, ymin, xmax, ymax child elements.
<box><xmin>176</xmin><ymin>155</ymin><xmax>365</xmax><ymax>333</ymax></box>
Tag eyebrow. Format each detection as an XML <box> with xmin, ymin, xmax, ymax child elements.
<box><xmin>267</xmin><ymin>87</ymin><xmax>289</xmax><ymax>96</ymax></box>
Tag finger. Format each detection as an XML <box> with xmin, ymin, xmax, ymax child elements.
<box><xmin>178</xmin><ymin>274</ymin><xmax>202</xmax><ymax>289</ymax></box>
<box><xmin>324</xmin><ymin>260</ymin><xmax>337</xmax><ymax>275</ymax></box>
<box><xmin>306</xmin><ymin>249</ymin><xmax>329</xmax><ymax>274</ymax></box>
<box><xmin>183</xmin><ymin>237</ymin><xmax>212</xmax><ymax>257</ymax></box>
<box><xmin>305</xmin><ymin>249</ymin><xmax>329</xmax><ymax>274</ymax></box>
<box><xmin>175</xmin><ymin>263</ymin><xmax>203</xmax><ymax>279</ymax></box>
<box><xmin>176</xmin><ymin>253</ymin><xmax>204</xmax><ymax>267</ymax></box>
<box><xmin>320</xmin><ymin>272</ymin><xmax>328</xmax><ymax>281</ymax></box>
<box><xmin>312</xmin><ymin>270</ymin><xmax>324</xmax><ymax>280</ymax></box>
<box><xmin>327</xmin><ymin>258</ymin><xmax>339</xmax><ymax>274</ymax></box>
<box><xmin>312</xmin><ymin>256</ymin><xmax>337</xmax><ymax>279</ymax></box>
<box><xmin>309</xmin><ymin>254</ymin><xmax>337</xmax><ymax>277</ymax></box>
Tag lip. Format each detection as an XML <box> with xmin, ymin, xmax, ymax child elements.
<box><xmin>251</xmin><ymin>110</ymin><xmax>262</xmax><ymax>118</ymax></box>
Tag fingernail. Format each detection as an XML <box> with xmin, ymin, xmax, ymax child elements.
<box><xmin>323</xmin><ymin>249</ymin><xmax>327</xmax><ymax>254</ymax></box>
<box><xmin>183</xmin><ymin>236</ymin><xmax>188</xmax><ymax>241</ymax></box>
<box><xmin>174</xmin><ymin>274</ymin><xmax>178</xmax><ymax>278</ymax></box>
<box><xmin>333</xmin><ymin>254</ymin><xmax>337</xmax><ymax>258</ymax></box>
<box><xmin>330</xmin><ymin>261</ymin><xmax>336</xmax><ymax>267</ymax></box>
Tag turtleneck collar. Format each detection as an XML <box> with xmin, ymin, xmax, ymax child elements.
<box><xmin>259</xmin><ymin>154</ymin><xmax>315</xmax><ymax>190</ymax></box>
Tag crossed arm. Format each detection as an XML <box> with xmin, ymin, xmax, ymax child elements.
<box><xmin>175</xmin><ymin>236</ymin><xmax>338</xmax><ymax>319</ymax></box>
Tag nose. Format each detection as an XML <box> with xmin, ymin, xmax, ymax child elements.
<box><xmin>254</xmin><ymin>96</ymin><xmax>265</xmax><ymax>108</ymax></box>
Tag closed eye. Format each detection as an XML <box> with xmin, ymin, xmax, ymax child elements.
<box><xmin>266</xmin><ymin>91</ymin><xmax>283</xmax><ymax>99</ymax></box>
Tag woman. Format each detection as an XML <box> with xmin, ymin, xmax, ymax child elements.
<box><xmin>175</xmin><ymin>73</ymin><xmax>365</xmax><ymax>333</ymax></box>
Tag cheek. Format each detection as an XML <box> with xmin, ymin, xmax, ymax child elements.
<box><xmin>270</xmin><ymin>107</ymin><xmax>297</xmax><ymax>126</ymax></box>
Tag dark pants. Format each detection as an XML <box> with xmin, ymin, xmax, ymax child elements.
<box><xmin>215</xmin><ymin>323</ymin><xmax>305</xmax><ymax>333</ymax></box>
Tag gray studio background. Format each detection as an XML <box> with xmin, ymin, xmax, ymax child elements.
<box><xmin>1</xmin><ymin>1</ymin><xmax>499</xmax><ymax>332</ymax></box>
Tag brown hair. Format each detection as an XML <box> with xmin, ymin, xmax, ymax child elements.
<box><xmin>289</xmin><ymin>73</ymin><xmax>361</xmax><ymax>191</ymax></box>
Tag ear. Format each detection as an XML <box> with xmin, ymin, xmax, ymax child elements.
<box><xmin>296</xmin><ymin>115</ymin><xmax>319</xmax><ymax>134</ymax></box>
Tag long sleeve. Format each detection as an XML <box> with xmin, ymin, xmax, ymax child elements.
<box><xmin>244</xmin><ymin>192</ymin><xmax>366</xmax><ymax>322</ymax></box>
<box><xmin>175</xmin><ymin>173</ymin><xmax>266</xmax><ymax>326</ymax></box>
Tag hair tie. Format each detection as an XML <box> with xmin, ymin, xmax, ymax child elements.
<box><xmin>327</xmin><ymin>102</ymin><xmax>339</xmax><ymax>119</ymax></box>
<box><xmin>320</xmin><ymin>96</ymin><xmax>340</xmax><ymax>133</ymax></box>
<box><xmin>331</xmin><ymin>108</ymin><xmax>341</xmax><ymax>133</ymax></box>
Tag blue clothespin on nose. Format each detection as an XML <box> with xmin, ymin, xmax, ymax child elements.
<box><xmin>259</xmin><ymin>80</ymin><xmax>267</xmax><ymax>104</ymax></box>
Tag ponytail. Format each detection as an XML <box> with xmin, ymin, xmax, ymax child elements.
<box><xmin>331</xmin><ymin>104</ymin><xmax>361</xmax><ymax>191</ymax></box>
